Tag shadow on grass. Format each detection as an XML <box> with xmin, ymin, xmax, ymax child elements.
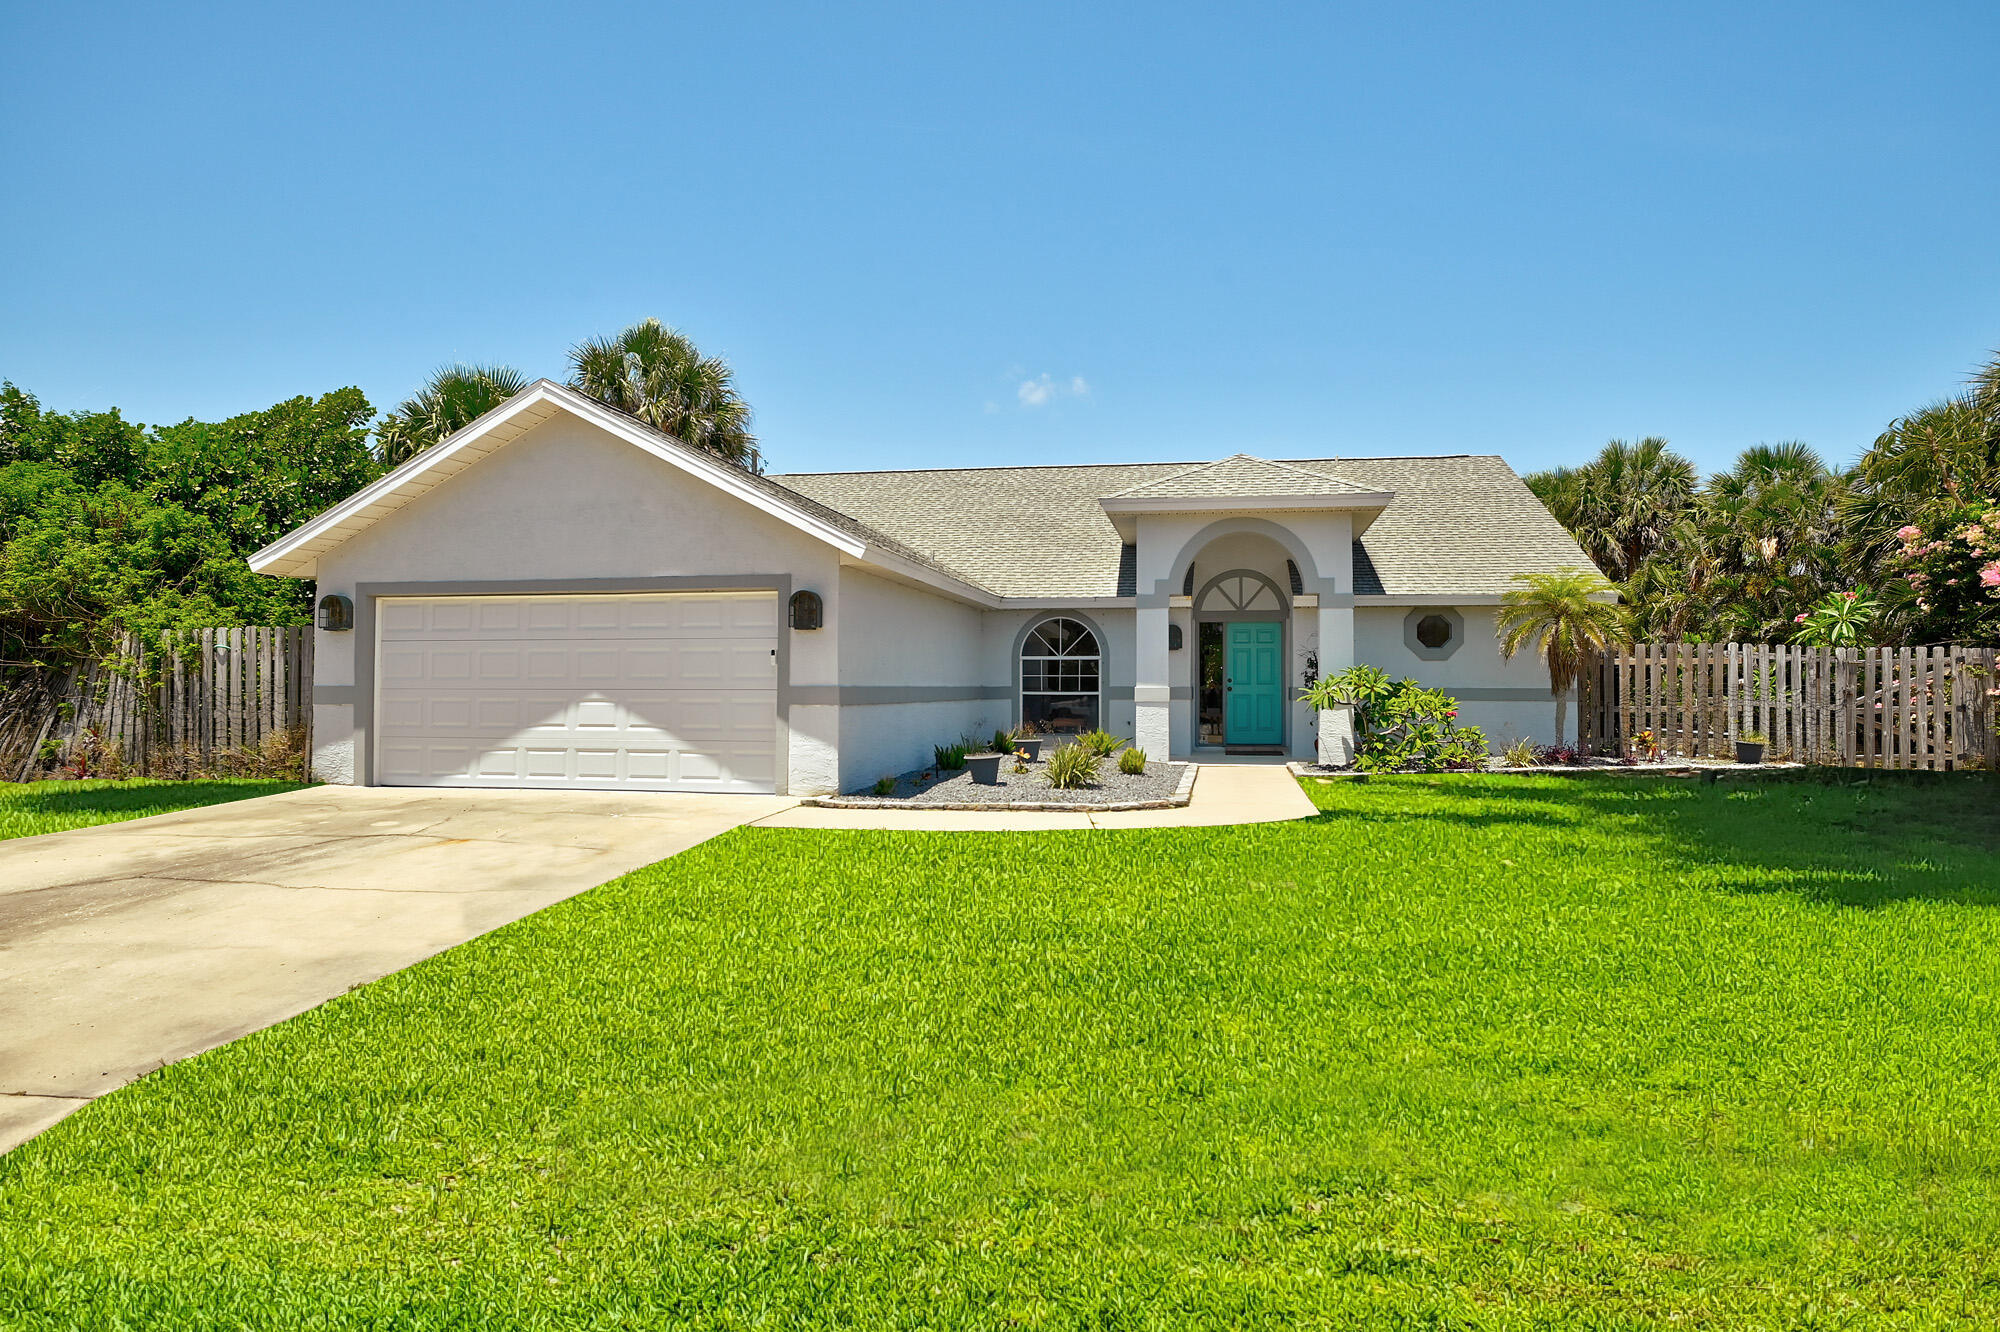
<box><xmin>0</xmin><ymin>779</ymin><xmax>301</xmax><ymax>822</ymax></box>
<box><xmin>1316</xmin><ymin>770</ymin><xmax>2000</xmax><ymax>911</ymax></box>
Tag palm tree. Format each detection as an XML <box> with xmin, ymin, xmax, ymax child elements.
<box><xmin>1497</xmin><ymin>568</ymin><xmax>1627</xmax><ymax>748</ymax></box>
<box><xmin>1697</xmin><ymin>442</ymin><xmax>1850</xmax><ymax>639</ymax></box>
<box><xmin>1526</xmin><ymin>437</ymin><xmax>1696</xmax><ymax>585</ymax></box>
<box><xmin>566</xmin><ymin>318</ymin><xmax>760</xmax><ymax>471</ymax></box>
<box><xmin>376</xmin><ymin>364</ymin><xmax>530</xmax><ymax>467</ymax></box>
<box><xmin>1846</xmin><ymin>388</ymin><xmax>2000</xmax><ymax>541</ymax></box>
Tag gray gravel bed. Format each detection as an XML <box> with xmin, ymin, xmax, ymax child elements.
<box><xmin>822</xmin><ymin>757</ymin><xmax>1190</xmax><ymax>808</ymax></box>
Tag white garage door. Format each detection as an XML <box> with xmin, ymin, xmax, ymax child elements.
<box><xmin>374</xmin><ymin>592</ymin><xmax>779</xmax><ymax>792</ymax></box>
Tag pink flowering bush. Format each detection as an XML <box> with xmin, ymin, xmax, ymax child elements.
<box><xmin>1887</xmin><ymin>501</ymin><xmax>2000</xmax><ymax>641</ymax></box>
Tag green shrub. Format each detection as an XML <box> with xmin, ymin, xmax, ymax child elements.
<box><xmin>871</xmin><ymin>775</ymin><xmax>897</xmax><ymax>796</ymax></box>
<box><xmin>1077</xmin><ymin>729</ymin><xmax>1125</xmax><ymax>758</ymax></box>
<box><xmin>1118</xmin><ymin>747</ymin><xmax>1147</xmax><ymax>775</ymax></box>
<box><xmin>932</xmin><ymin>742</ymin><xmax>968</xmax><ymax>770</ymax></box>
<box><xmin>1300</xmin><ymin>665</ymin><xmax>1487</xmax><ymax>773</ymax></box>
<box><xmin>1043</xmin><ymin>742</ymin><xmax>1101</xmax><ymax>789</ymax></box>
<box><xmin>1500</xmin><ymin>738</ymin><xmax>1538</xmax><ymax>768</ymax></box>
<box><xmin>991</xmin><ymin>729</ymin><xmax>1017</xmax><ymax>754</ymax></box>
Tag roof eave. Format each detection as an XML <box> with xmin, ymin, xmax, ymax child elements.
<box><xmin>844</xmin><ymin>545</ymin><xmax>1002</xmax><ymax>608</ymax></box>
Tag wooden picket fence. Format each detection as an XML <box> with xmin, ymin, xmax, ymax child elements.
<box><xmin>1</xmin><ymin>628</ymin><xmax>313</xmax><ymax>780</ymax></box>
<box><xmin>1579</xmin><ymin>642</ymin><xmax>1999</xmax><ymax>770</ymax></box>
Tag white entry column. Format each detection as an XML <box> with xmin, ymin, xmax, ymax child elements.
<box><xmin>1316</xmin><ymin>599</ymin><xmax>1356</xmax><ymax>765</ymax></box>
<box><xmin>1134</xmin><ymin>603</ymin><xmax>1173</xmax><ymax>758</ymax></box>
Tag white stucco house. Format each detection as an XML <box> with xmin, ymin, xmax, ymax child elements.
<box><xmin>249</xmin><ymin>380</ymin><xmax>1591</xmax><ymax>795</ymax></box>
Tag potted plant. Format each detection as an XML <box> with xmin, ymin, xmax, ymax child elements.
<box><xmin>1010</xmin><ymin>728</ymin><xmax>1044</xmax><ymax>762</ymax></box>
<box><xmin>964</xmin><ymin>751</ymin><xmax>1006</xmax><ymax>784</ymax></box>
<box><xmin>1735</xmin><ymin>730</ymin><xmax>1767</xmax><ymax>765</ymax></box>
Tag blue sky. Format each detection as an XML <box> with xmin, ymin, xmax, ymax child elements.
<box><xmin>4</xmin><ymin>1</ymin><xmax>1996</xmax><ymax>478</ymax></box>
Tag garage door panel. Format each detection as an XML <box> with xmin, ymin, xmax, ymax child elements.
<box><xmin>476</xmin><ymin>648</ymin><xmax>521</xmax><ymax>680</ymax></box>
<box><xmin>376</xmin><ymin>593</ymin><xmax>779</xmax><ymax>792</ymax></box>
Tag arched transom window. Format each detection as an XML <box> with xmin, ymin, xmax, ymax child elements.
<box><xmin>1020</xmin><ymin>617</ymin><xmax>1100</xmax><ymax>736</ymax></box>
<box><xmin>1196</xmin><ymin>571</ymin><xmax>1285</xmax><ymax>614</ymax></box>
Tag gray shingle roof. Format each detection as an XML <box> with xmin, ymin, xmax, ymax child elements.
<box><xmin>1103</xmin><ymin>453</ymin><xmax>1380</xmax><ymax>500</ymax></box>
<box><xmin>771</xmin><ymin>454</ymin><xmax>1589</xmax><ymax>599</ymax></box>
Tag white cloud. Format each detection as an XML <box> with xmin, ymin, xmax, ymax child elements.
<box><xmin>1016</xmin><ymin>373</ymin><xmax>1091</xmax><ymax>408</ymax></box>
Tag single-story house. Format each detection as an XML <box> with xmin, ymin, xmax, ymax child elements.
<box><xmin>250</xmin><ymin>380</ymin><xmax>1591</xmax><ymax>795</ymax></box>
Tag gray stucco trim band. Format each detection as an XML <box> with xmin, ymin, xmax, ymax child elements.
<box><xmin>1445</xmin><ymin>687</ymin><xmax>1576</xmax><ymax>702</ymax></box>
<box><xmin>313</xmin><ymin>686</ymin><xmax>359</xmax><ymax>705</ymax></box>
<box><xmin>792</xmin><ymin>685</ymin><xmax>1009</xmax><ymax>705</ymax></box>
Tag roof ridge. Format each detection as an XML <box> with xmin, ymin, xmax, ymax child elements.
<box><xmin>1098</xmin><ymin>456</ymin><xmax>1242</xmax><ymax>499</ymax></box>
<box><xmin>772</xmin><ymin>453</ymin><xmax>1494</xmax><ymax>479</ymax></box>
<box><xmin>1253</xmin><ymin>455</ymin><xmax>1375</xmax><ymax>487</ymax></box>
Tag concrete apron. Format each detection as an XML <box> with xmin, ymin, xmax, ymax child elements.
<box><xmin>0</xmin><ymin>785</ymin><xmax>794</xmax><ymax>1154</ymax></box>
<box><xmin>752</xmin><ymin>762</ymin><xmax>1318</xmax><ymax>831</ymax></box>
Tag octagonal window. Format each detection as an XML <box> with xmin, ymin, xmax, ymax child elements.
<box><xmin>1415</xmin><ymin>614</ymin><xmax>1453</xmax><ymax>650</ymax></box>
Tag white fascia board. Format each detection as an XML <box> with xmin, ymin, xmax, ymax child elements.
<box><xmin>841</xmin><ymin>547</ymin><xmax>1000</xmax><ymax>608</ymax></box>
<box><xmin>1000</xmin><ymin>596</ymin><xmax>1136</xmax><ymax>610</ymax></box>
<box><xmin>247</xmin><ymin>388</ymin><xmax>556</xmax><ymax>575</ymax></box>
<box><xmin>1098</xmin><ymin>492</ymin><xmax>1396</xmax><ymax>515</ymax></box>
<box><xmin>248</xmin><ymin>380</ymin><xmax>869</xmax><ymax>577</ymax></box>
<box><xmin>1354</xmin><ymin>594</ymin><xmax>1508</xmax><ymax>606</ymax></box>
<box><xmin>555</xmin><ymin>388</ymin><xmax>867</xmax><ymax>557</ymax></box>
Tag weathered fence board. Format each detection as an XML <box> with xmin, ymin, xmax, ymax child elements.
<box><xmin>1581</xmin><ymin>642</ymin><xmax>1998</xmax><ymax>770</ymax></box>
<box><xmin>1</xmin><ymin>628</ymin><xmax>313</xmax><ymax>780</ymax></box>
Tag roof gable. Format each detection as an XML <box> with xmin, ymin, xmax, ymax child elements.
<box><xmin>247</xmin><ymin>381</ymin><xmax>981</xmax><ymax>597</ymax></box>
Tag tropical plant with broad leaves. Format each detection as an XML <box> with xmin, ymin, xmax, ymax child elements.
<box><xmin>1300</xmin><ymin>665</ymin><xmax>1487</xmax><ymax>771</ymax></box>
<box><xmin>1496</xmin><ymin>568</ymin><xmax>1627</xmax><ymax>748</ymax></box>
<box><xmin>375</xmin><ymin>364</ymin><xmax>530</xmax><ymax>467</ymax></box>
<box><xmin>1790</xmin><ymin>589</ymin><xmax>1879</xmax><ymax>647</ymax></box>
<box><xmin>567</xmin><ymin>318</ymin><xmax>760</xmax><ymax>471</ymax></box>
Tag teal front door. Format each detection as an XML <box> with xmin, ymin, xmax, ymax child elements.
<box><xmin>1224</xmin><ymin>622</ymin><xmax>1284</xmax><ymax>746</ymax></box>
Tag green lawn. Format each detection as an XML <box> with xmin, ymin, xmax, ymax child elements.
<box><xmin>0</xmin><ymin>777</ymin><xmax>304</xmax><ymax>841</ymax></box>
<box><xmin>4</xmin><ymin>773</ymin><xmax>1999</xmax><ymax>1329</ymax></box>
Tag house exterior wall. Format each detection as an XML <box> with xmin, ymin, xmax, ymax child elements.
<box><xmin>832</xmin><ymin>567</ymin><xmax>991</xmax><ymax>790</ymax></box>
<box><xmin>286</xmin><ymin>411</ymin><xmax>1568</xmax><ymax>789</ymax></box>
<box><xmin>1353</xmin><ymin>605</ymin><xmax>1565</xmax><ymax>748</ymax></box>
<box><xmin>304</xmin><ymin>414</ymin><xmax>844</xmax><ymax>794</ymax></box>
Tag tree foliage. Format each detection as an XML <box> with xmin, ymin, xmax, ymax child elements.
<box><xmin>567</xmin><ymin>318</ymin><xmax>760</xmax><ymax>471</ymax></box>
<box><xmin>1528</xmin><ymin>348</ymin><xmax>2000</xmax><ymax>645</ymax></box>
<box><xmin>375</xmin><ymin>364</ymin><xmax>531</xmax><ymax>467</ymax></box>
<box><xmin>0</xmin><ymin>382</ymin><xmax>380</xmax><ymax>666</ymax></box>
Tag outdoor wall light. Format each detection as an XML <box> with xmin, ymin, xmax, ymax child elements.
<box><xmin>1168</xmin><ymin>623</ymin><xmax>1184</xmax><ymax>651</ymax></box>
<box><xmin>316</xmin><ymin>593</ymin><xmax>353</xmax><ymax>632</ymax></box>
<box><xmin>789</xmin><ymin>589</ymin><xmax>824</xmax><ymax>630</ymax></box>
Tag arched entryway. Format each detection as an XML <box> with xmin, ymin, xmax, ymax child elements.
<box><xmin>1192</xmin><ymin>566</ymin><xmax>1289</xmax><ymax>751</ymax></box>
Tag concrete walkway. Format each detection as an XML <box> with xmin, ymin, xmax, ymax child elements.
<box><xmin>752</xmin><ymin>761</ymin><xmax>1318</xmax><ymax>831</ymax></box>
<box><xmin>0</xmin><ymin>785</ymin><xmax>793</xmax><ymax>1153</ymax></box>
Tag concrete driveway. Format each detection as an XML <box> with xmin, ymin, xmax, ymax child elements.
<box><xmin>0</xmin><ymin>785</ymin><xmax>793</xmax><ymax>1153</ymax></box>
